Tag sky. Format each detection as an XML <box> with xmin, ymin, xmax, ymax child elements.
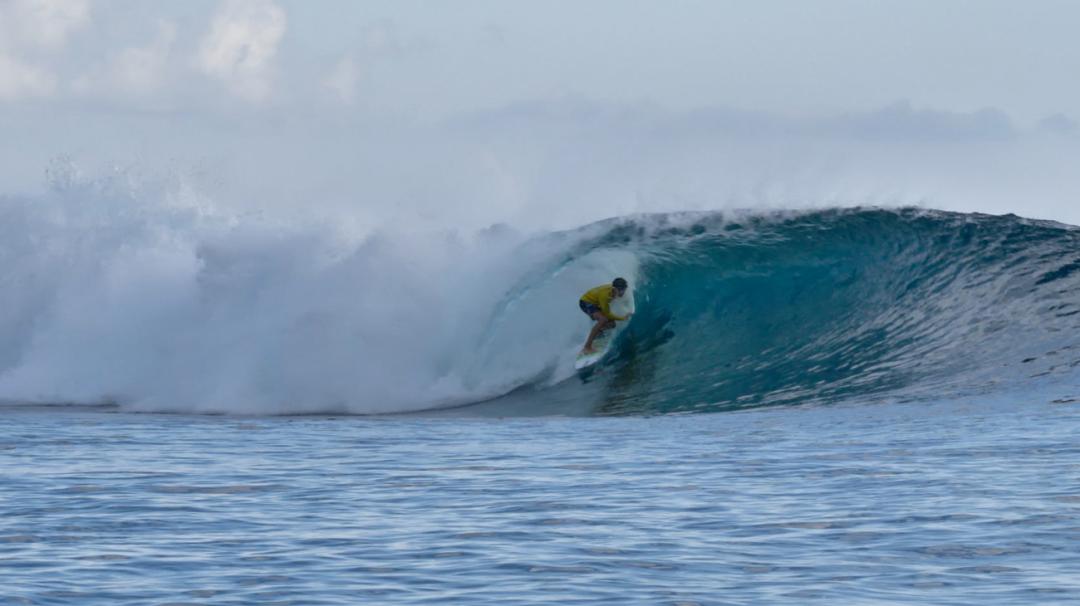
<box><xmin>2</xmin><ymin>0</ymin><xmax>1080</xmax><ymax>229</ymax></box>
<box><xmin>2</xmin><ymin>0</ymin><xmax>1079</xmax><ymax>120</ymax></box>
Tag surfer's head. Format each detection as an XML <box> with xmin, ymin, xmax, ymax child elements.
<box><xmin>612</xmin><ymin>277</ymin><xmax>628</xmax><ymax>296</ymax></box>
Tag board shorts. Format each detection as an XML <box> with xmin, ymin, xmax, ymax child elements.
<box><xmin>579</xmin><ymin>299</ymin><xmax>602</xmax><ymax>317</ymax></box>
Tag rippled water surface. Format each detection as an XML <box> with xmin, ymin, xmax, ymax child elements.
<box><xmin>3</xmin><ymin>396</ymin><xmax>1079</xmax><ymax>605</ymax></box>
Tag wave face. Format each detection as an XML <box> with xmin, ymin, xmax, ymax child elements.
<box><xmin>2</xmin><ymin>185</ymin><xmax>1079</xmax><ymax>415</ymax></box>
<box><xmin>526</xmin><ymin>208</ymin><xmax>1080</xmax><ymax>415</ymax></box>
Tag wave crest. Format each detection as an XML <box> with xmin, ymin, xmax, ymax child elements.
<box><xmin>3</xmin><ymin>192</ymin><xmax>1078</xmax><ymax>415</ymax></box>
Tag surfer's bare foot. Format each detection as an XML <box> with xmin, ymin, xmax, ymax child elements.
<box><xmin>582</xmin><ymin>346</ymin><xmax>596</xmax><ymax>355</ymax></box>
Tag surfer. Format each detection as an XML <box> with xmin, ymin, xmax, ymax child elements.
<box><xmin>579</xmin><ymin>277</ymin><xmax>632</xmax><ymax>354</ymax></box>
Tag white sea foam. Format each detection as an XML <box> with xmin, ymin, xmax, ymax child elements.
<box><xmin>0</xmin><ymin>172</ymin><xmax>640</xmax><ymax>414</ymax></box>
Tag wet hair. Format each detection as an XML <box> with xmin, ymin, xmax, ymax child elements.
<box><xmin>613</xmin><ymin>277</ymin><xmax>628</xmax><ymax>290</ymax></box>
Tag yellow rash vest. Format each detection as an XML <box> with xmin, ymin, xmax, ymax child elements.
<box><xmin>580</xmin><ymin>285</ymin><xmax>629</xmax><ymax>321</ymax></box>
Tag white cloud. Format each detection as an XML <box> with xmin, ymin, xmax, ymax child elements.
<box><xmin>0</xmin><ymin>0</ymin><xmax>89</xmax><ymax>101</ymax></box>
<box><xmin>73</xmin><ymin>20</ymin><xmax>177</xmax><ymax>98</ymax></box>
<box><xmin>0</xmin><ymin>53</ymin><xmax>55</xmax><ymax>99</ymax></box>
<box><xmin>196</xmin><ymin>0</ymin><xmax>286</xmax><ymax>102</ymax></box>
<box><xmin>0</xmin><ymin>0</ymin><xmax>90</xmax><ymax>53</ymax></box>
<box><xmin>319</xmin><ymin>22</ymin><xmax>419</xmax><ymax>107</ymax></box>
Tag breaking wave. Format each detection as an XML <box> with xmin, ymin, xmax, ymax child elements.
<box><xmin>3</xmin><ymin>183</ymin><xmax>1079</xmax><ymax>415</ymax></box>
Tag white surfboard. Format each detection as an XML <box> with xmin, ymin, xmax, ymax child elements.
<box><xmin>575</xmin><ymin>329</ymin><xmax>614</xmax><ymax>370</ymax></box>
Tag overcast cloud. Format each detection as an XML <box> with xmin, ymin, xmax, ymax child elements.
<box><xmin>0</xmin><ymin>0</ymin><xmax>1076</xmax><ymax>120</ymax></box>
<box><xmin>2</xmin><ymin>0</ymin><xmax>1079</xmax><ymax>228</ymax></box>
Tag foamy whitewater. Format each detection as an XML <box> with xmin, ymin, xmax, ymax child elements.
<box><xmin>0</xmin><ymin>171</ymin><xmax>644</xmax><ymax>414</ymax></box>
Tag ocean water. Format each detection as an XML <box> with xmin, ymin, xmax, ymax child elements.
<box><xmin>3</xmin><ymin>200</ymin><xmax>1080</xmax><ymax>603</ymax></box>
<box><xmin>3</xmin><ymin>394</ymin><xmax>1079</xmax><ymax>605</ymax></box>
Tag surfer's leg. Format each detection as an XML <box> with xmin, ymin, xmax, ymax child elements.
<box><xmin>584</xmin><ymin>313</ymin><xmax>614</xmax><ymax>351</ymax></box>
<box><xmin>584</xmin><ymin>322</ymin><xmax>604</xmax><ymax>351</ymax></box>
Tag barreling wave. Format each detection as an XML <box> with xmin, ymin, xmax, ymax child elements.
<box><xmin>2</xmin><ymin>185</ymin><xmax>1079</xmax><ymax>416</ymax></box>
<box><xmin>481</xmin><ymin>207</ymin><xmax>1080</xmax><ymax>415</ymax></box>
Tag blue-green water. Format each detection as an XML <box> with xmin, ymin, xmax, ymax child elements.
<box><xmin>559</xmin><ymin>208</ymin><xmax>1080</xmax><ymax>415</ymax></box>
<box><xmin>3</xmin><ymin>395</ymin><xmax>1079</xmax><ymax>604</ymax></box>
